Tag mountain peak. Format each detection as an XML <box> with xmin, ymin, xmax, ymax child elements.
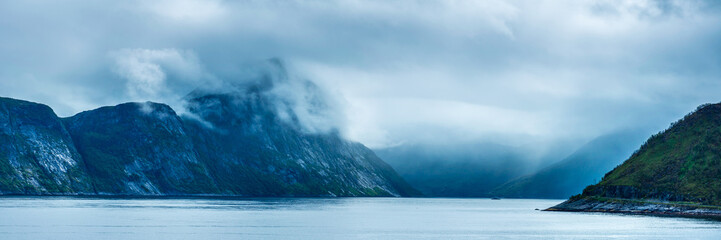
<box><xmin>184</xmin><ymin>59</ymin><xmax>344</xmax><ymax>135</ymax></box>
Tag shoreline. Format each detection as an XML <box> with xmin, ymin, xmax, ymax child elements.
<box><xmin>546</xmin><ymin>197</ymin><xmax>721</xmax><ymax>220</ymax></box>
<box><xmin>0</xmin><ymin>194</ymin><xmax>407</xmax><ymax>200</ymax></box>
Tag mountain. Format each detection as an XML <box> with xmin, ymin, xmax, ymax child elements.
<box><xmin>376</xmin><ymin>142</ymin><xmax>532</xmax><ymax>197</ymax></box>
<box><xmin>180</xmin><ymin>61</ymin><xmax>419</xmax><ymax>197</ymax></box>
<box><xmin>0</xmin><ymin>61</ymin><xmax>419</xmax><ymax>197</ymax></box>
<box><xmin>0</xmin><ymin>97</ymin><xmax>93</xmax><ymax>194</ymax></box>
<box><xmin>548</xmin><ymin>103</ymin><xmax>721</xmax><ymax>217</ymax></box>
<box><xmin>63</xmin><ymin>102</ymin><xmax>218</xmax><ymax>195</ymax></box>
<box><xmin>491</xmin><ymin>130</ymin><xmax>648</xmax><ymax>199</ymax></box>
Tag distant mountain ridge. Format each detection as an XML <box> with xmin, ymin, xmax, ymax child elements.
<box><xmin>549</xmin><ymin>103</ymin><xmax>721</xmax><ymax>217</ymax></box>
<box><xmin>0</xmin><ymin>61</ymin><xmax>419</xmax><ymax>197</ymax></box>
<box><xmin>491</xmin><ymin>130</ymin><xmax>649</xmax><ymax>199</ymax></box>
<box><xmin>376</xmin><ymin>142</ymin><xmax>532</xmax><ymax>197</ymax></box>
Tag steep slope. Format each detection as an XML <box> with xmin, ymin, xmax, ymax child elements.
<box><xmin>549</xmin><ymin>103</ymin><xmax>721</xmax><ymax>217</ymax></box>
<box><xmin>0</xmin><ymin>97</ymin><xmax>93</xmax><ymax>194</ymax></box>
<box><xmin>492</xmin><ymin>130</ymin><xmax>648</xmax><ymax>199</ymax></box>
<box><xmin>63</xmin><ymin>102</ymin><xmax>218</xmax><ymax>195</ymax></box>
<box><xmin>376</xmin><ymin>142</ymin><xmax>531</xmax><ymax>197</ymax></box>
<box><xmin>182</xmin><ymin>61</ymin><xmax>419</xmax><ymax>197</ymax></box>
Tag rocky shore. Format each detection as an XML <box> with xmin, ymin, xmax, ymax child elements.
<box><xmin>546</xmin><ymin>197</ymin><xmax>721</xmax><ymax>219</ymax></box>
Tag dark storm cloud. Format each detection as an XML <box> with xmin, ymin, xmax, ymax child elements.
<box><xmin>0</xmin><ymin>0</ymin><xmax>719</xmax><ymax>156</ymax></box>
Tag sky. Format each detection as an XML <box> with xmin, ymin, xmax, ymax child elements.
<box><xmin>1</xmin><ymin>0</ymin><xmax>720</xmax><ymax>156</ymax></box>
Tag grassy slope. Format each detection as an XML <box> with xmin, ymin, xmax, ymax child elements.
<box><xmin>578</xmin><ymin>103</ymin><xmax>721</xmax><ymax>205</ymax></box>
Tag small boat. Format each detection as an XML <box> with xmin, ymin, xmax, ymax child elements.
<box><xmin>491</xmin><ymin>197</ymin><xmax>501</xmax><ymax>200</ymax></box>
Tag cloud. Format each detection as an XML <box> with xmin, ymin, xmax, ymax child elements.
<box><xmin>0</xmin><ymin>0</ymin><xmax>719</xmax><ymax>159</ymax></box>
<box><xmin>110</xmin><ymin>48</ymin><xmax>206</xmax><ymax>113</ymax></box>
<box><xmin>268</xmin><ymin>68</ymin><xmax>347</xmax><ymax>135</ymax></box>
<box><xmin>185</xmin><ymin>59</ymin><xmax>347</xmax><ymax>135</ymax></box>
<box><xmin>140</xmin><ymin>0</ymin><xmax>226</xmax><ymax>23</ymax></box>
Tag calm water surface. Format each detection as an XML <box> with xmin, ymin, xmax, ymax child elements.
<box><xmin>0</xmin><ymin>197</ymin><xmax>719</xmax><ymax>239</ymax></box>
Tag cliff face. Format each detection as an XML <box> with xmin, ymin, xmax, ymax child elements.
<box><xmin>0</xmin><ymin>97</ymin><xmax>93</xmax><ymax>194</ymax></box>
<box><xmin>550</xmin><ymin>103</ymin><xmax>721</xmax><ymax>215</ymax></box>
<box><xmin>63</xmin><ymin>102</ymin><xmax>218</xmax><ymax>195</ymax></box>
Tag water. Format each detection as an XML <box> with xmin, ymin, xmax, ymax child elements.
<box><xmin>0</xmin><ymin>197</ymin><xmax>720</xmax><ymax>239</ymax></box>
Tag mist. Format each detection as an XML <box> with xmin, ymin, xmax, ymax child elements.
<box><xmin>1</xmin><ymin>0</ymin><xmax>720</xmax><ymax>172</ymax></box>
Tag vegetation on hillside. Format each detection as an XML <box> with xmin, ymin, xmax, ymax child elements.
<box><xmin>577</xmin><ymin>103</ymin><xmax>721</xmax><ymax>205</ymax></box>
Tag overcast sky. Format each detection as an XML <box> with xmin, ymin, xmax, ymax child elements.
<box><xmin>1</xmin><ymin>0</ymin><xmax>720</xmax><ymax>153</ymax></box>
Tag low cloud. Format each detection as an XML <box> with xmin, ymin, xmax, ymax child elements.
<box><xmin>0</xmin><ymin>0</ymin><xmax>719</xmax><ymax>160</ymax></box>
<box><xmin>267</xmin><ymin>65</ymin><xmax>347</xmax><ymax>135</ymax></box>
<box><xmin>110</xmin><ymin>48</ymin><xmax>206</xmax><ymax>113</ymax></box>
<box><xmin>186</xmin><ymin>59</ymin><xmax>347</xmax><ymax>135</ymax></box>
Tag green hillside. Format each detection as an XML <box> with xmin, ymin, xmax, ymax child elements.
<box><xmin>575</xmin><ymin>103</ymin><xmax>721</xmax><ymax>205</ymax></box>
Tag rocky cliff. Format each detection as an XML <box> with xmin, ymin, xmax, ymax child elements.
<box><xmin>0</xmin><ymin>97</ymin><xmax>93</xmax><ymax>194</ymax></box>
<box><xmin>63</xmin><ymin>102</ymin><xmax>218</xmax><ymax>195</ymax></box>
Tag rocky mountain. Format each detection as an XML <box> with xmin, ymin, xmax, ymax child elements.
<box><xmin>0</xmin><ymin>97</ymin><xmax>93</xmax><ymax>194</ymax></box>
<box><xmin>491</xmin><ymin>130</ymin><xmax>648</xmax><ymax>199</ymax></box>
<box><xmin>180</xmin><ymin>61</ymin><xmax>419</xmax><ymax>197</ymax></box>
<box><xmin>548</xmin><ymin>103</ymin><xmax>721</xmax><ymax>217</ymax></box>
<box><xmin>0</xmin><ymin>61</ymin><xmax>419</xmax><ymax>197</ymax></box>
<box><xmin>63</xmin><ymin>102</ymin><xmax>218</xmax><ymax>195</ymax></box>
